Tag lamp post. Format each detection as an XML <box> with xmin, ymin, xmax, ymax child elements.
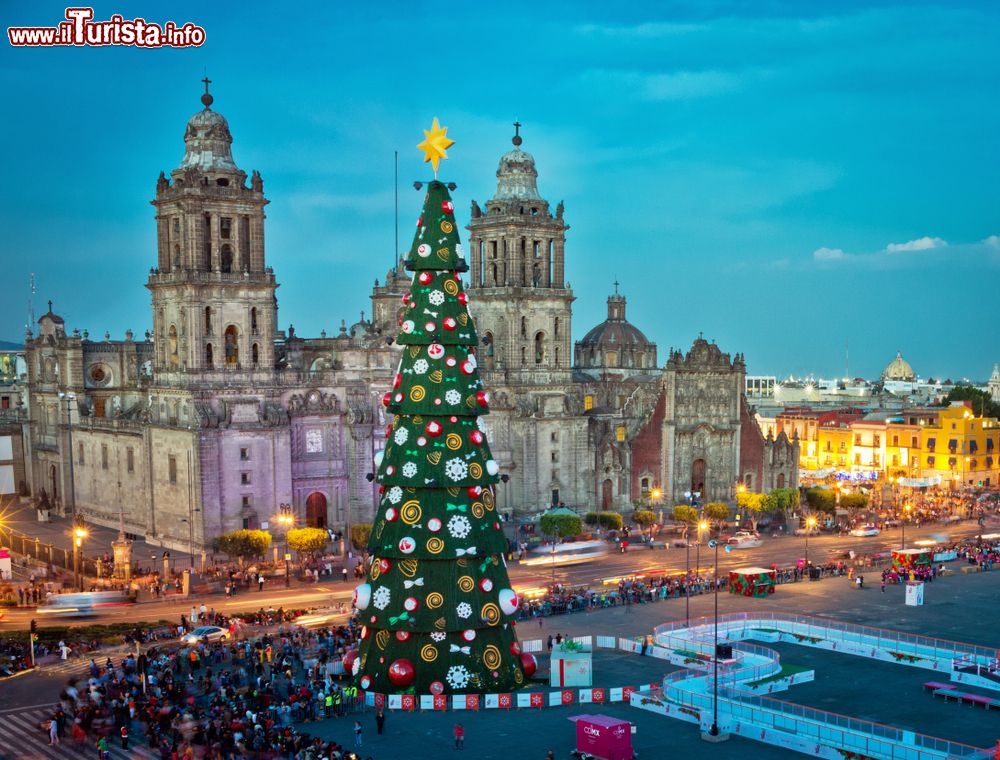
<box><xmin>804</xmin><ymin>515</ymin><xmax>816</xmax><ymax>567</ymax></box>
<box><xmin>58</xmin><ymin>392</ymin><xmax>77</xmax><ymax>521</ymax></box>
<box><xmin>277</xmin><ymin>503</ymin><xmax>294</xmax><ymax>587</ymax></box>
<box><xmin>179</xmin><ymin>507</ymin><xmax>201</xmax><ymax>571</ymax></box>
<box><xmin>73</xmin><ymin>523</ymin><xmax>88</xmax><ymax>591</ymax></box>
<box><xmin>697</xmin><ymin>521</ymin><xmax>708</xmax><ymax>577</ymax></box>
<box><xmin>709</xmin><ymin>526</ymin><xmax>722</xmax><ymax>738</ymax></box>
<box><xmin>901</xmin><ymin>504</ymin><xmax>912</xmax><ymax>550</ymax></box>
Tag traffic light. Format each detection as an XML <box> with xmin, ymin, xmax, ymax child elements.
<box><xmin>30</xmin><ymin>619</ymin><xmax>37</xmax><ymax>634</ymax></box>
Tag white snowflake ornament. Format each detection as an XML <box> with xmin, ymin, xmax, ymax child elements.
<box><xmin>444</xmin><ymin>458</ymin><xmax>469</xmax><ymax>482</ymax></box>
<box><xmin>372</xmin><ymin>586</ymin><xmax>391</xmax><ymax>610</ymax></box>
<box><xmin>447</xmin><ymin>514</ymin><xmax>472</xmax><ymax>539</ymax></box>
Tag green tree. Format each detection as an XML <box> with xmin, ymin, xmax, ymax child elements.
<box><xmin>355</xmin><ymin>176</ymin><xmax>525</xmax><ymax>696</ymax></box>
<box><xmin>769</xmin><ymin>488</ymin><xmax>799</xmax><ymax>512</ymax></box>
<box><xmin>584</xmin><ymin>512</ymin><xmax>600</xmax><ymax>526</ymax></box>
<box><xmin>703</xmin><ymin>502</ymin><xmax>731</xmax><ymax>523</ymax></box>
<box><xmin>350</xmin><ymin>523</ymin><xmax>372</xmax><ymax>551</ymax></box>
<box><xmin>287</xmin><ymin>527</ymin><xmax>329</xmax><ymax>557</ymax></box>
<box><xmin>804</xmin><ymin>488</ymin><xmax>837</xmax><ymax>514</ymax></box>
<box><xmin>540</xmin><ymin>513</ymin><xmax>583</xmax><ymax>539</ymax></box>
<box><xmin>942</xmin><ymin>387</ymin><xmax>1000</xmax><ymax>419</ymax></box>
<box><xmin>596</xmin><ymin>511</ymin><xmax>623</xmax><ymax>531</ymax></box>
<box><xmin>212</xmin><ymin>530</ymin><xmax>271</xmax><ymax>568</ymax></box>
<box><xmin>840</xmin><ymin>492</ymin><xmax>868</xmax><ymax>511</ymax></box>
<box><xmin>736</xmin><ymin>492</ymin><xmax>775</xmax><ymax>530</ymax></box>
<box><xmin>631</xmin><ymin>510</ymin><xmax>655</xmax><ymax>527</ymax></box>
<box><xmin>672</xmin><ymin>505</ymin><xmax>698</xmax><ymax>525</ymax></box>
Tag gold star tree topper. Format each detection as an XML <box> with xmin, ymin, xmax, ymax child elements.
<box><xmin>417</xmin><ymin>117</ymin><xmax>454</xmax><ymax>175</ymax></box>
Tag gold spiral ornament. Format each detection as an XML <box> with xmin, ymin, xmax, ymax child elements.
<box><xmin>471</xmin><ymin>502</ymin><xmax>485</xmax><ymax>519</ymax></box>
<box><xmin>374</xmin><ymin>521</ymin><xmax>385</xmax><ymax>539</ymax></box>
<box><xmin>436</xmin><ymin>247</ymin><xmax>450</xmax><ymax>261</ymax></box>
<box><xmin>480</xmin><ymin>602</ymin><xmax>501</xmax><ymax>626</ymax></box>
<box><xmin>427</xmin><ymin>451</ymin><xmax>442</xmax><ymax>465</ymax></box>
<box><xmin>409</xmin><ymin>385</ymin><xmax>426</xmax><ymax>402</ymax></box>
<box><xmin>375</xmin><ymin>630</ymin><xmax>390</xmax><ymax>650</ymax></box>
<box><xmin>426</xmin><ymin>537</ymin><xmax>444</xmax><ymax>555</ymax></box>
<box><xmin>421</xmin><ymin>644</ymin><xmax>439</xmax><ymax>663</ymax></box>
<box><xmin>426</xmin><ymin>591</ymin><xmax>444</xmax><ymax>608</ymax></box>
<box><xmin>408</xmin><ymin>346</ymin><xmax>421</xmax><ymax>359</ymax></box>
<box><xmin>440</xmin><ymin>221</ymin><xmax>454</xmax><ymax>234</ymax></box>
<box><xmin>469</xmin><ymin>462</ymin><xmax>483</xmax><ymax>479</ymax></box>
<box><xmin>483</xmin><ymin>490</ymin><xmax>494</xmax><ymax>509</ymax></box>
<box><xmin>457</xmin><ymin>575</ymin><xmax>475</xmax><ymax>593</ymax></box>
<box><xmin>446</xmin><ymin>433</ymin><xmax>462</xmax><ymax>451</ymax></box>
<box><xmin>429</xmin><ymin>369</ymin><xmax>443</xmax><ymax>384</ymax></box>
<box><xmin>457</xmin><ymin>313</ymin><xmax>469</xmax><ymax>326</ymax></box>
<box><xmin>483</xmin><ymin>645</ymin><xmax>502</xmax><ymax>670</ymax></box>
<box><xmin>398</xmin><ymin>559</ymin><xmax>419</xmax><ymax>578</ymax></box>
<box><xmin>514</xmin><ymin>669</ymin><xmax>524</xmax><ymax>685</ymax></box>
<box><xmin>443</xmin><ymin>279</ymin><xmax>459</xmax><ymax>296</ymax></box>
<box><xmin>369</xmin><ymin>560</ymin><xmax>381</xmax><ymax>581</ymax></box>
<box><xmin>400</xmin><ymin>500</ymin><xmax>422</xmax><ymax>525</ymax></box>
<box><xmin>465</xmin><ymin>394</ymin><xmax>476</xmax><ymax>408</ymax></box>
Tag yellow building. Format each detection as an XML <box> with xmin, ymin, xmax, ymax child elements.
<box><xmin>919</xmin><ymin>402</ymin><xmax>1000</xmax><ymax>488</ymax></box>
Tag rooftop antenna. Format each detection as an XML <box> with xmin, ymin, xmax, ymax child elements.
<box><xmin>27</xmin><ymin>272</ymin><xmax>36</xmax><ymax>331</ymax></box>
<box><xmin>845</xmin><ymin>338</ymin><xmax>849</xmax><ymax>381</ymax></box>
<box><xmin>394</xmin><ymin>150</ymin><xmax>399</xmax><ymax>268</ymax></box>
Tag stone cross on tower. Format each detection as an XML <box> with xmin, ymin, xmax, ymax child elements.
<box><xmin>513</xmin><ymin>120</ymin><xmax>522</xmax><ymax>147</ymax></box>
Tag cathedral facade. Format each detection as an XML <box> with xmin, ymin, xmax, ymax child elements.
<box><xmin>21</xmin><ymin>90</ymin><xmax>796</xmax><ymax>551</ymax></box>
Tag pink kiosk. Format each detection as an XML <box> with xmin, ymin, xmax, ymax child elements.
<box><xmin>568</xmin><ymin>714</ymin><xmax>634</xmax><ymax>760</ymax></box>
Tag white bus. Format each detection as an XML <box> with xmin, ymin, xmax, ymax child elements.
<box><xmin>37</xmin><ymin>590</ymin><xmax>133</xmax><ymax>618</ymax></box>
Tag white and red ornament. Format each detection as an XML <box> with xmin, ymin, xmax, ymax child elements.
<box><xmin>418</xmin><ymin>271</ymin><xmax>433</xmax><ymax>285</ymax></box>
<box><xmin>498</xmin><ymin>588</ymin><xmax>518</xmax><ymax>616</ymax></box>
<box><xmin>379</xmin><ymin>558</ymin><xmax>392</xmax><ymax>575</ymax></box>
<box><xmin>461</xmin><ymin>629</ymin><xmax>476</xmax><ymax>643</ymax></box>
<box><xmin>385</xmin><ymin>507</ymin><xmax>398</xmax><ymax>522</ymax></box>
<box><xmin>425</xmin><ymin>420</ymin><xmax>443</xmax><ymax>437</ymax></box>
<box><xmin>429</xmin><ymin>680</ymin><xmax>445</xmax><ymax>696</ymax></box>
<box><xmin>417</xmin><ymin>243</ymin><xmax>431</xmax><ymax>258</ymax></box>
<box><xmin>470</xmin><ymin>430</ymin><xmax>484</xmax><ymax>445</ymax></box>
<box><xmin>395</xmin><ymin>630</ymin><xmax>411</xmax><ymax>642</ymax></box>
<box><xmin>442</xmin><ymin>317</ymin><xmax>457</xmax><ymax>331</ymax></box>
<box><xmin>458</xmin><ymin>292</ymin><xmax>468</xmax><ymax>305</ymax></box>
<box><xmin>373</xmin><ymin>450</ymin><xmax>385</xmax><ymax>468</ymax></box>
<box><xmin>476</xmin><ymin>391</ymin><xmax>489</xmax><ymax>407</ymax></box>
<box><xmin>353</xmin><ymin>583</ymin><xmax>372</xmax><ymax>610</ymax></box>
<box><xmin>479</xmin><ymin>578</ymin><xmax>494</xmax><ymax>593</ymax></box>
<box><xmin>388</xmin><ymin>659</ymin><xmax>416</xmax><ymax>688</ymax></box>
<box><xmin>427</xmin><ymin>517</ymin><xmax>442</xmax><ymax>532</ymax></box>
<box><xmin>401</xmin><ymin>320</ymin><xmax>415</xmax><ymax>334</ymax></box>
<box><xmin>460</xmin><ymin>360</ymin><xmax>475</xmax><ymax>375</ymax></box>
<box><xmin>360</xmin><ymin>675</ymin><xmax>372</xmax><ymax>690</ymax></box>
<box><xmin>398</xmin><ymin>537</ymin><xmax>416</xmax><ymax>554</ymax></box>
<box><xmin>427</xmin><ymin>343</ymin><xmax>445</xmax><ymax>360</ymax></box>
<box><xmin>424</xmin><ymin>321</ymin><xmax>437</xmax><ymax>332</ymax></box>
<box><xmin>442</xmin><ymin>200</ymin><xmax>454</xmax><ymax>213</ymax></box>
<box><xmin>486</xmin><ymin>459</ymin><xmax>500</xmax><ymax>476</ymax></box>
<box><xmin>403</xmin><ymin>596</ymin><xmax>420</xmax><ymax>612</ymax></box>
<box><xmin>445</xmin><ymin>356</ymin><xmax>457</xmax><ymax>368</ymax></box>
<box><xmin>520</xmin><ymin>653</ymin><xmax>537</xmax><ymax>678</ymax></box>
<box><xmin>342</xmin><ymin>648</ymin><xmax>358</xmax><ymax>672</ymax></box>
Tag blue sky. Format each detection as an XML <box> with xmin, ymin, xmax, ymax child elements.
<box><xmin>2</xmin><ymin>0</ymin><xmax>998</xmax><ymax>380</ymax></box>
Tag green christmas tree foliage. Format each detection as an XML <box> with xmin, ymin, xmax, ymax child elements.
<box><xmin>353</xmin><ymin>181</ymin><xmax>530</xmax><ymax>696</ymax></box>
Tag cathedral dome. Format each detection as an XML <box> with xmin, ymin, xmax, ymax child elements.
<box><xmin>492</xmin><ymin>147</ymin><xmax>542</xmax><ymax>201</ymax></box>
<box><xmin>575</xmin><ymin>290</ymin><xmax>657</xmax><ymax>373</ymax></box>
<box><xmin>176</xmin><ymin>88</ymin><xmax>241</xmax><ymax>175</ymax></box>
<box><xmin>881</xmin><ymin>351</ymin><xmax>915</xmax><ymax>382</ymax></box>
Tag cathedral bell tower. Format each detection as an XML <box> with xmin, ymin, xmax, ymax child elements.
<box><xmin>147</xmin><ymin>80</ymin><xmax>277</xmax><ymax>378</ymax></box>
<box><xmin>466</xmin><ymin>124</ymin><xmax>573</xmax><ymax>380</ymax></box>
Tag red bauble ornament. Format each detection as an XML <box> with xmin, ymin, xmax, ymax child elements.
<box><xmin>443</xmin><ymin>317</ymin><xmax>457</xmax><ymax>331</ymax></box>
<box><xmin>395</xmin><ymin>630</ymin><xmax>411</xmax><ymax>641</ymax></box>
<box><xmin>360</xmin><ymin>675</ymin><xmax>372</xmax><ymax>690</ymax></box>
<box><xmin>520</xmin><ymin>653</ymin><xmax>537</xmax><ymax>678</ymax></box>
<box><xmin>393</xmin><ymin>392</ymin><xmax>404</xmax><ymax>403</ymax></box>
<box><xmin>462</xmin><ymin>629</ymin><xmax>476</xmax><ymax>642</ymax></box>
<box><xmin>509</xmin><ymin>642</ymin><xmax>521</xmax><ymax>656</ymax></box>
<box><xmin>425</xmin><ymin>321</ymin><xmax>437</xmax><ymax>332</ymax></box>
<box><xmin>382</xmin><ymin>392</ymin><xmax>392</xmax><ymax>407</ymax></box>
<box><xmin>460</xmin><ymin>360</ymin><xmax>475</xmax><ymax>375</ymax></box>
<box><xmin>429</xmin><ymin>681</ymin><xmax>445</xmax><ymax>696</ymax></box>
<box><xmin>445</xmin><ymin>356</ymin><xmax>457</xmax><ymax>367</ymax></box>
<box><xmin>342</xmin><ymin>649</ymin><xmax>358</xmax><ymax>672</ymax></box>
<box><xmin>401</xmin><ymin>293</ymin><xmax>410</xmax><ymax>305</ymax></box>
<box><xmin>476</xmin><ymin>391</ymin><xmax>489</xmax><ymax>407</ymax></box>
<box><xmin>470</xmin><ymin>430</ymin><xmax>484</xmax><ymax>445</ymax></box>
<box><xmin>418</xmin><ymin>271</ymin><xmax>432</xmax><ymax>285</ymax></box>
<box><xmin>403</xmin><ymin>596</ymin><xmax>420</xmax><ymax>612</ymax></box>
<box><xmin>467</xmin><ymin>486</ymin><xmax>482</xmax><ymax>498</ymax></box>
<box><xmin>393</xmin><ymin>374</ymin><xmax>402</xmax><ymax>389</ymax></box>
<box><xmin>426</xmin><ymin>420</ymin><xmax>443</xmax><ymax>437</ymax></box>
<box><xmin>379</xmin><ymin>558</ymin><xmax>392</xmax><ymax>574</ymax></box>
<box><xmin>442</xmin><ymin>200</ymin><xmax>454</xmax><ymax>213</ymax></box>
<box><xmin>479</xmin><ymin>578</ymin><xmax>494</xmax><ymax>592</ymax></box>
<box><xmin>388</xmin><ymin>659</ymin><xmax>416</xmax><ymax>688</ymax></box>
<box><xmin>385</xmin><ymin>507</ymin><xmax>398</xmax><ymax>522</ymax></box>
<box><xmin>458</xmin><ymin>292</ymin><xmax>469</xmax><ymax>305</ymax></box>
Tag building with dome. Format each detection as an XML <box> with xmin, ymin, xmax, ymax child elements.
<box><xmin>881</xmin><ymin>352</ymin><xmax>916</xmax><ymax>383</ymax></box>
<box><xmin>18</xmin><ymin>88</ymin><xmax>796</xmax><ymax>551</ymax></box>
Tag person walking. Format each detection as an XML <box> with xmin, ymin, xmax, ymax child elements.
<box><xmin>342</xmin><ymin>566</ymin><xmax>349</xmax><ymax>582</ymax></box>
<box><xmin>453</xmin><ymin>722</ymin><xmax>465</xmax><ymax>749</ymax></box>
<box><xmin>258</xmin><ymin>575</ymin><xmax>265</xmax><ymax>592</ymax></box>
<box><xmin>375</xmin><ymin>708</ymin><xmax>385</xmax><ymax>735</ymax></box>
<box><xmin>47</xmin><ymin>717</ymin><xmax>59</xmax><ymax>746</ymax></box>
<box><xmin>96</xmin><ymin>735</ymin><xmax>110</xmax><ymax>759</ymax></box>
<box><xmin>119</xmin><ymin>724</ymin><xmax>129</xmax><ymax>750</ymax></box>
<box><xmin>354</xmin><ymin>720</ymin><xmax>363</xmax><ymax>747</ymax></box>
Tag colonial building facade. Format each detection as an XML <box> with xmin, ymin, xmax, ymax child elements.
<box><xmin>21</xmin><ymin>90</ymin><xmax>796</xmax><ymax>551</ymax></box>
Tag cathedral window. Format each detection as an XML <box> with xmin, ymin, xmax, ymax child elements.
<box><xmin>202</xmin><ymin>214</ymin><xmax>212</xmax><ymax>271</ymax></box>
<box><xmin>220</xmin><ymin>217</ymin><xmax>232</xmax><ymax>239</ymax></box>
<box><xmin>126</xmin><ymin>447</ymin><xmax>134</xmax><ymax>473</ymax></box>
<box><xmin>534</xmin><ymin>332</ymin><xmax>545</xmax><ymax>364</ymax></box>
<box><xmin>606</xmin><ymin>351</ymin><xmax>618</xmax><ymax>367</ymax></box>
<box><xmin>204</xmin><ymin>308</ymin><xmax>212</xmax><ymax>334</ymax></box>
<box><xmin>205</xmin><ymin>343</ymin><xmax>214</xmax><ymax>368</ymax></box>
<box><xmin>554</xmin><ymin>318</ymin><xmax>560</xmax><ymax>337</ymax></box>
<box><xmin>551</xmin><ymin>451</ymin><xmax>559</xmax><ymax>463</ymax></box>
<box><xmin>221</xmin><ymin>244</ymin><xmax>234</xmax><ymax>273</ymax></box>
<box><xmin>616</xmin><ymin>425</ymin><xmax>626</xmax><ymax>442</ymax></box>
<box><xmin>251</xmin><ymin>308</ymin><xmax>258</xmax><ymax>335</ymax></box>
<box><xmin>240</xmin><ymin>447</ymin><xmax>250</xmax><ymax>461</ymax></box>
<box><xmin>101</xmin><ymin>444</ymin><xmax>108</xmax><ymax>470</ymax></box>
<box><xmin>554</xmin><ymin>347</ymin><xmax>560</xmax><ymax>367</ymax></box>
<box><xmin>584</xmin><ymin>395</ymin><xmax>593</xmax><ymax>411</ymax></box>
<box><xmin>241</xmin><ymin>471</ymin><xmax>251</xmax><ymax>485</ymax></box>
<box><xmin>78</xmin><ymin>443</ymin><xmax>85</xmax><ymax>465</ymax></box>
<box><xmin>168</xmin><ymin>455</ymin><xmax>177</xmax><ymax>484</ymax></box>
<box><xmin>239</xmin><ymin>216</ymin><xmax>251</xmax><ymax>271</ymax></box>
<box><xmin>224</xmin><ymin>326</ymin><xmax>239</xmax><ymax>366</ymax></box>
<box><xmin>520</xmin><ymin>346</ymin><xmax>526</xmax><ymax>366</ymax></box>
<box><xmin>251</xmin><ymin>343</ymin><xmax>260</xmax><ymax>366</ymax></box>
<box><xmin>168</xmin><ymin>325</ymin><xmax>179</xmax><ymax>367</ymax></box>
<box><xmin>520</xmin><ymin>317</ymin><xmax>527</xmax><ymax>338</ymax></box>
<box><xmin>777</xmin><ymin>473</ymin><xmax>785</xmax><ymax>488</ymax></box>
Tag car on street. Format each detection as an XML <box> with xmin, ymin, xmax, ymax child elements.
<box><xmin>849</xmin><ymin>525</ymin><xmax>881</xmax><ymax>537</ymax></box>
<box><xmin>726</xmin><ymin>534</ymin><xmax>763</xmax><ymax>549</ymax></box>
<box><xmin>181</xmin><ymin>626</ymin><xmax>230</xmax><ymax>644</ymax></box>
<box><xmin>882</xmin><ymin>518</ymin><xmax>901</xmax><ymax>528</ymax></box>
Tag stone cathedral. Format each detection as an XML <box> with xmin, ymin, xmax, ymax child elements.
<box><xmin>21</xmin><ymin>88</ymin><xmax>797</xmax><ymax>552</ymax></box>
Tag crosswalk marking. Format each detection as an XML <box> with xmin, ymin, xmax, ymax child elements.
<box><xmin>0</xmin><ymin>706</ymin><xmax>156</xmax><ymax>760</ymax></box>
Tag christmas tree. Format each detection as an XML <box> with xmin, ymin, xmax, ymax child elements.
<box><xmin>352</xmin><ymin>119</ymin><xmax>534</xmax><ymax>695</ymax></box>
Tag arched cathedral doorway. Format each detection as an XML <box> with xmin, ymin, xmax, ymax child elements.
<box><xmin>691</xmin><ymin>458</ymin><xmax>706</xmax><ymax>495</ymax></box>
<box><xmin>305</xmin><ymin>492</ymin><xmax>328</xmax><ymax>528</ymax></box>
<box><xmin>601</xmin><ymin>479</ymin><xmax>613</xmax><ymax>509</ymax></box>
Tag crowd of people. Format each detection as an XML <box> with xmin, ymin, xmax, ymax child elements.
<box><xmin>43</xmin><ymin>614</ymin><xmax>375</xmax><ymax>759</ymax></box>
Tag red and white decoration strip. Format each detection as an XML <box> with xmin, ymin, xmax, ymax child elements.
<box><xmin>368</xmin><ymin>684</ymin><xmax>658</xmax><ymax>711</ymax></box>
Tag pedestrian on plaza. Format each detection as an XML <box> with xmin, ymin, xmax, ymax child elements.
<box><xmin>453</xmin><ymin>722</ymin><xmax>465</xmax><ymax>749</ymax></box>
<box><xmin>354</xmin><ymin>720</ymin><xmax>363</xmax><ymax>747</ymax></box>
<box><xmin>881</xmin><ymin>579</ymin><xmax>886</xmax><ymax>593</ymax></box>
<box><xmin>96</xmin><ymin>735</ymin><xmax>109</xmax><ymax>759</ymax></box>
<box><xmin>258</xmin><ymin>575</ymin><xmax>265</xmax><ymax>591</ymax></box>
<box><xmin>119</xmin><ymin>724</ymin><xmax>128</xmax><ymax>750</ymax></box>
<box><xmin>375</xmin><ymin>708</ymin><xmax>385</xmax><ymax>735</ymax></box>
<box><xmin>547</xmin><ymin>635</ymin><xmax>553</xmax><ymax>651</ymax></box>
<box><xmin>342</xmin><ymin>566</ymin><xmax>349</xmax><ymax>582</ymax></box>
<box><xmin>47</xmin><ymin>717</ymin><xmax>59</xmax><ymax>746</ymax></box>
<box><xmin>17</xmin><ymin>586</ymin><xmax>23</xmax><ymax>606</ymax></box>
<box><xmin>191</xmin><ymin>605</ymin><xmax>198</xmax><ymax>625</ymax></box>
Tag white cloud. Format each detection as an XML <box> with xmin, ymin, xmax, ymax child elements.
<box><xmin>574</xmin><ymin>22</ymin><xmax>706</xmax><ymax>37</ymax></box>
<box><xmin>982</xmin><ymin>234</ymin><xmax>1000</xmax><ymax>248</ymax></box>
<box><xmin>885</xmin><ymin>236</ymin><xmax>948</xmax><ymax>253</ymax></box>
<box><xmin>813</xmin><ymin>247</ymin><xmax>846</xmax><ymax>260</ymax></box>
<box><xmin>579</xmin><ymin>68</ymin><xmax>738</xmax><ymax>101</ymax></box>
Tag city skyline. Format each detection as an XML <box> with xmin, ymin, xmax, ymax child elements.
<box><xmin>2</xmin><ymin>1</ymin><xmax>998</xmax><ymax>380</ymax></box>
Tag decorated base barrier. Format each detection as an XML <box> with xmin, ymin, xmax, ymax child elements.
<box><xmin>729</xmin><ymin>567</ymin><xmax>777</xmax><ymax>597</ymax></box>
<box><xmin>892</xmin><ymin>549</ymin><xmax>933</xmax><ymax>571</ymax></box>
<box><xmin>905</xmin><ymin>580</ymin><xmax>925</xmax><ymax>606</ymax></box>
<box><xmin>551</xmin><ymin>640</ymin><xmax>593</xmax><ymax>687</ymax></box>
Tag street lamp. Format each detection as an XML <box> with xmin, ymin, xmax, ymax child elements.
<box><xmin>73</xmin><ymin>523</ymin><xmax>88</xmax><ymax>591</ymax></box>
<box><xmin>804</xmin><ymin>516</ymin><xmax>817</xmax><ymax>566</ymax></box>
<box><xmin>901</xmin><ymin>504</ymin><xmax>912</xmax><ymax>549</ymax></box>
<box><xmin>276</xmin><ymin>503</ymin><xmax>294</xmax><ymax>587</ymax></box>
<box><xmin>708</xmin><ymin>527</ymin><xmax>722</xmax><ymax>738</ymax></box>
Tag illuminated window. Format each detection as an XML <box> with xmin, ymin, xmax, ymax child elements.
<box><xmin>584</xmin><ymin>395</ymin><xmax>593</xmax><ymax>411</ymax></box>
<box><xmin>616</xmin><ymin>425</ymin><xmax>626</xmax><ymax>442</ymax></box>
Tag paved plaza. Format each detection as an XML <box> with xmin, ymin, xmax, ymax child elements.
<box><xmin>272</xmin><ymin>569</ymin><xmax>1000</xmax><ymax>759</ymax></box>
